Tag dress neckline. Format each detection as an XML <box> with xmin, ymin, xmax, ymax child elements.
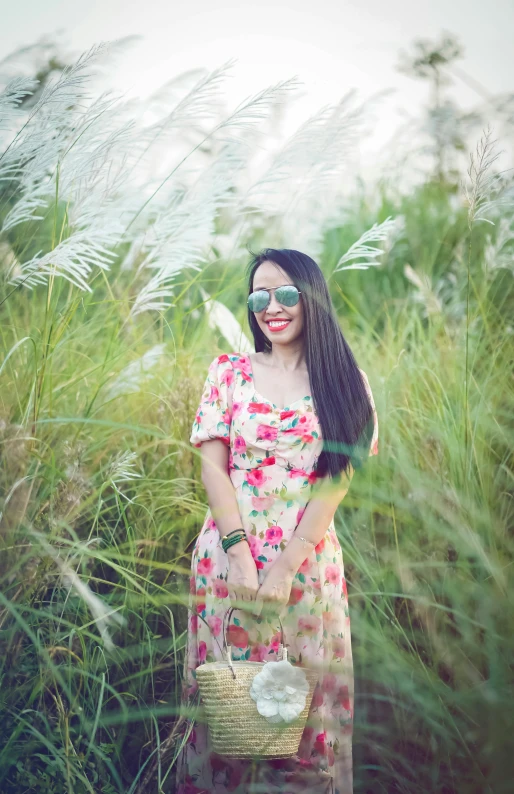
<box><xmin>244</xmin><ymin>353</ymin><xmax>312</xmax><ymax>412</ymax></box>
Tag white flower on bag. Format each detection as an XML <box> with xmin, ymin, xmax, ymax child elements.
<box><xmin>249</xmin><ymin>659</ymin><xmax>309</xmax><ymax>723</ymax></box>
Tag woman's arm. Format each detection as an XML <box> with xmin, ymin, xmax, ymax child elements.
<box><xmin>199</xmin><ymin>439</ymin><xmax>259</xmax><ymax>608</ymax></box>
<box><xmin>277</xmin><ymin>465</ymin><xmax>354</xmax><ymax>575</ymax></box>
<box><xmin>255</xmin><ymin>466</ymin><xmax>354</xmax><ymax>615</ymax></box>
<box><xmin>200</xmin><ymin>439</ymin><xmax>245</xmax><ymax>538</ymax></box>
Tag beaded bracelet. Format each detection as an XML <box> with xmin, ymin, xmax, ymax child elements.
<box><xmin>221</xmin><ymin>529</ymin><xmax>247</xmax><ymax>552</ymax></box>
<box><xmin>222</xmin><ymin>536</ymin><xmax>247</xmax><ymax>553</ymax></box>
<box><xmin>224</xmin><ymin>528</ymin><xmax>246</xmax><ymax>538</ymax></box>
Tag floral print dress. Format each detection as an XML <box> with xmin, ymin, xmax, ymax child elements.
<box><xmin>176</xmin><ymin>352</ymin><xmax>378</xmax><ymax>794</ymax></box>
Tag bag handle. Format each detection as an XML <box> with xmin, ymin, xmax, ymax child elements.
<box><xmin>222</xmin><ymin>606</ymin><xmax>287</xmax><ymax>679</ymax></box>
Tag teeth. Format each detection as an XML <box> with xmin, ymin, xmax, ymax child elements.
<box><xmin>269</xmin><ymin>320</ymin><xmax>290</xmax><ymax>327</ymax></box>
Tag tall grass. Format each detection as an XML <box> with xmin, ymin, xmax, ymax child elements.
<box><xmin>0</xmin><ymin>40</ymin><xmax>513</xmax><ymax>794</ymax></box>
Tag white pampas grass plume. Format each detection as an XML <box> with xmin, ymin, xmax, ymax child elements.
<box><xmin>199</xmin><ymin>287</ymin><xmax>252</xmax><ymax>352</ymax></box>
<box><xmin>33</xmin><ymin>533</ymin><xmax>126</xmax><ymax>652</ymax></box>
<box><xmin>104</xmin><ymin>344</ymin><xmax>166</xmax><ymax>400</ymax></box>
<box><xmin>334</xmin><ymin>216</ymin><xmax>402</xmax><ymax>272</ymax></box>
<box><xmin>462</xmin><ymin>125</ymin><xmax>507</xmax><ymax>231</ymax></box>
<box><xmin>403</xmin><ymin>263</ymin><xmax>442</xmax><ymax>316</ymax></box>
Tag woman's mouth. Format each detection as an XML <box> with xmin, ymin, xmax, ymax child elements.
<box><xmin>266</xmin><ymin>319</ymin><xmax>291</xmax><ymax>333</ymax></box>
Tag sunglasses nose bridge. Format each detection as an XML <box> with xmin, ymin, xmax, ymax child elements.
<box><xmin>266</xmin><ymin>289</ymin><xmax>283</xmax><ymax>312</ymax></box>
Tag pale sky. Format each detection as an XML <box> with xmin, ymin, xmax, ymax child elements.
<box><xmin>2</xmin><ymin>0</ymin><xmax>513</xmax><ymax>170</ymax></box>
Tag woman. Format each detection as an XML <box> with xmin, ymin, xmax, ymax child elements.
<box><xmin>176</xmin><ymin>248</ymin><xmax>378</xmax><ymax>794</ymax></box>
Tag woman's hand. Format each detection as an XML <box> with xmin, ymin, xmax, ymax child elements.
<box><xmin>226</xmin><ymin>541</ymin><xmax>260</xmax><ymax>613</ymax></box>
<box><xmin>255</xmin><ymin>562</ymin><xmax>295</xmax><ymax>618</ymax></box>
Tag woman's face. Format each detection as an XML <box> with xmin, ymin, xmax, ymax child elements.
<box><xmin>251</xmin><ymin>260</ymin><xmax>304</xmax><ymax>347</ymax></box>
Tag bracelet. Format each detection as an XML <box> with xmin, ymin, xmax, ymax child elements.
<box><xmin>221</xmin><ymin>530</ymin><xmax>247</xmax><ymax>552</ymax></box>
<box><xmin>225</xmin><ymin>528</ymin><xmax>246</xmax><ymax>538</ymax></box>
<box><xmin>222</xmin><ymin>536</ymin><xmax>247</xmax><ymax>553</ymax></box>
<box><xmin>294</xmin><ymin>534</ymin><xmax>317</xmax><ymax>548</ymax></box>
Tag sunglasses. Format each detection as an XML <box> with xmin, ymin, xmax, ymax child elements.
<box><xmin>247</xmin><ymin>285</ymin><xmax>302</xmax><ymax>313</ymax></box>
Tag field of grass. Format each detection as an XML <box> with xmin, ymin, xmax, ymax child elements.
<box><xmin>0</xmin><ymin>42</ymin><xmax>513</xmax><ymax>794</ymax></box>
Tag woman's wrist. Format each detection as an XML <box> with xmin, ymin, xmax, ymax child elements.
<box><xmin>226</xmin><ymin>539</ymin><xmax>251</xmax><ymax>559</ymax></box>
<box><xmin>276</xmin><ymin>534</ymin><xmax>317</xmax><ymax>574</ymax></box>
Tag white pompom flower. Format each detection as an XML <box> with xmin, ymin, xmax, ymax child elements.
<box><xmin>249</xmin><ymin>659</ymin><xmax>309</xmax><ymax>723</ymax></box>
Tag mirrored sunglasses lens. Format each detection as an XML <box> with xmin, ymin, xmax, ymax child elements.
<box><xmin>275</xmin><ymin>286</ymin><xmax>300</xmax><ymax>306</ymax></box>
<box><xmin>248</xmin><ymin>290</ymin><xmax>269</xmax><ymax>312</ymax></box>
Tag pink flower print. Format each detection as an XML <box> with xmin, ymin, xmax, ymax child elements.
<box><xmin>238</xmin><ymin>356</ymin><xmax>252</xmax><ymax>380</ymax></box>
<box><xmin>251</xmin><ymin>495</ymin><xmax>274</xmax><ymax>512</ymax></box>
<box><xmin>208</xmin><ymin>385</ymin><xmax>219</xmax><ymax>402</ymax></box>
<box><xmin>189</xmin><ymin>576</ymin><xmax>195</xmax><ymax>594</ymax></box>
<box><xmin>197</xmin><ymin>556</ymin><xmax>213</xmax><ymax>576</ymax></box>
<box><xmin>321</xmin><ymin>672</ymin><xmax>337</xmax><ymax>693</ymax></box>
<box><xmin>195</xmin><ymin>587</ymin><xmax>206</xmax><ymax>614</ymax></box>
<box><xmin>190</xmin><ymin>614</ymin><xmax>198</xmax><ymax>634</ymax></box>
<box><xmin>198</xmin><ymin>640</ymin><xmax>207</xmax><ymax>662</ymax></box>
<box><xmin>247</xmin><ymin>469</ymin><xmax>270</xmax><ymax>488</ymax></box>
<box><xmin>337</xmin><ymin>684</ymin><xmax>351</xmax><ymax>710</ymax></box>
<box><xmin>342</xmin><ymin>578</ymin><xmax>348</xmax><ymax>598</ymax></box>
<box><xmin>298</xmin><ymin>615</ymin><xmax>321</xmax><ymax>635</ymax></box>
<box><xmin>299</xmin><ymin>556</ymin><xmax>312</xmax><ymax>574</ymax></box>
<box><xmin>212</xmin><ymin>579</ymin><xmax>229</xmax><ymax>598</ymax></box>
<box><xmin>249</xmin><ymin>643</ymin><xmax>269</xmax><ymax>661</ymax></box>
<box><xmin>296</xmin><ymin>507</ymin><xmax>306</xmax><ymax>524</ymax></box>
<box><xmin>207</xmin><ymin>615</ymin><xmax>222</xmax><ymax>636</ymax></box>
<box><xmin>220</xmin><ymin>367</ymin><xmax>234</xmax><ymax>388</ymax></box>
<box><xmin>325</xmin><ymin>563</ymin><xmax>341</xmax><ymax>585</ymax></box>
<box><xmin>288</xmin><ymin>586</ymin><xmax>304</xmax><ymax>605</ymax></box>
<box><xmin>288</xmin><ymin>467</ymin><xmax>308</xmax><ymax>479</ymax></box>
<box><xmin>206</xmin><ymin>516</ymin><xmax>216</xmax><ymax>530</ymax></box>
<box><xmin>265</xmin><ymin>526</ymin><xmax>283</xmax><ymax>544</ymax></box>
<box><xmin>246</xmin><ymin>533</ymin><xmax>263</xmax><ymax>560</ymax></box>
<box><xmin>227</xmin><ymin>624</ymin><xmax>249</xmax><ymax>649</ymax></box>
<box><xmin>232</xmin><ymin>401</ymin><xmax>243</xmax><ymax>418</ymax></box>
<box><xmin>312</xmin><ymin>577</ymin><xmax>321</xmax><ymax>590</ymax></box>
<box><xmin>314</xmin><ymin>537</ymin><xmax>325</xmax><ymax>554</ymax></box>
<box><xmin>314</xmin><ymin>730</ymin><xmax>327</xmax><ymax>755</ymax></box>
<box><xmin>322</xmin><ymin>610</ymin><xmax>335</xmax><ymax>632</ymax></box>
<box><xmin>221</xmin><ymin>407</ymin><xmax>231</xmax><ymax>425</ymax></box>
<box><xmin>258</xmin><ymin>456</ymin><xmax>276</xmax><ymax>467</ymax></box>
<box><xmin>269</xmin><ymin>632</ymin><xmax>281</xmax><ymax>652</ymax></box>
<box><xmin>311</xmin><ymin>686</ymin><xmax>324</xmax><ymax>708</ymax></box>
<box><xmin>234</xmin><ymin>435</ymin><xmax>246</xmax><ymax>453</ymax></box>
<box><xmin>256</xmin><ymin>423</ymin><xmax>278</xmax><ymax>441</ymax></box>
<box><xmin>248</xmin><ymin>401</ymin><xmax>272</xmax><ymax>414</ymax></box>
<box><xmin>332</xmin><ymin>636</ymin><xmax>346</xmax><ymax>658</ymax></box>
<box><xmin>280</xmin><ymin>409</ymin><xmax>296</xmax><ymax>420</ymax></box>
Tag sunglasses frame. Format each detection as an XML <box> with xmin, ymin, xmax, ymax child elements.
<box><xmin>247</xmin><ymin>285</ymin><xmax>302</xmax><ymax>313</ymax></box>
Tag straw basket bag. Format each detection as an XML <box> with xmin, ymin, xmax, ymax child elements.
<box><xmin>195</xmin><ymin>605</ymin><xmax>320</xmax><ymax>759</ymax></box>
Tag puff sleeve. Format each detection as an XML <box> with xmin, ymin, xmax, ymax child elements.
<box><xmin>359</xmin><ymin>369</ymin><xmax>379</xmax><ymax>457</ymax></box>
<box><xmin>190</xmin><ymin>354</ymin><xmax>235</xmax><ymax>448</ymax></box>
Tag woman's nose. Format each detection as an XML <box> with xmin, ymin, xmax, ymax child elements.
<box><xmin>267</xmin><ymin>291</ymin><xmax>282</xmax><ymax>311</ymax></box>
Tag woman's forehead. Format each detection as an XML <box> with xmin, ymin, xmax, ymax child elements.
<box><xmin>253</xmin><ymin>260</ymin><xmax>292</xmax><ymax>289</ymax></box>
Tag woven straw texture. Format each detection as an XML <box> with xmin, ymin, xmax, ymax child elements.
<box><xmin>195</xmin><ymin>659</ymin><xmax>319</xmax><ymax>758</ymax></box>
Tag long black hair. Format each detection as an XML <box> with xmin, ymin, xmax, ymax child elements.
<box><xmin>246</xmin><ymin>247</ymin><xmax>375</xmax><ymax>480</ymax></box>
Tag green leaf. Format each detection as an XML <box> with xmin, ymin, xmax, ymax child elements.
<box><xmin>253</xmin><ymin>486</ymin><xmax>259</xmax><ymax>496</ymax></box>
